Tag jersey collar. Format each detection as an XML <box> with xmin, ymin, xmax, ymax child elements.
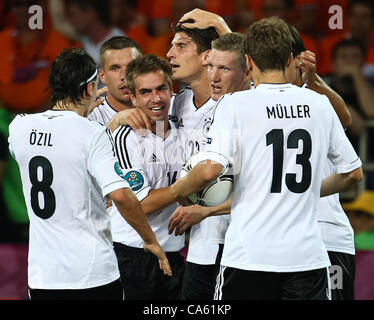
<box><xmin>255</xmin><ymin>83</ymin><xmax>293</xmax><ymax>91</ymax></box>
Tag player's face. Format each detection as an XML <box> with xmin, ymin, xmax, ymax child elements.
<box><xmin>167</xmin><ymin>32</ymin><xmax>206</xmax><ymax>83</ymax></box>
<box><xmin>100</xmin><ymin>48</ymin><xmax>139</xmax><ymax>105</ymax></box>
<box><xmin>208</xmin><ymin>49</ymin><xmax>248</xmax><ymax>101</ymax></box>
<box><xmin>131</xmin><ymin>71</ymin><xmax>172</xmax><ymax>124</ymax></box>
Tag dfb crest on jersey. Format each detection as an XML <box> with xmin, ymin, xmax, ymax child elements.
<box><xmin>124</xmin><ymin>170</ymin><xmax>144</xmax><ymax>192</ymax></box>
<box><xmin>203</xmin><ymin>120</ymin><xmax>212</xmax><ymax>138</ymax></box>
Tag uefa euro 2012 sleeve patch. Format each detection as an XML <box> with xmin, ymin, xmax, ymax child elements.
<box><xmin>114</xmin><ymin>163</ymin><xmax>144</xmax><ymax>191</ymax></box>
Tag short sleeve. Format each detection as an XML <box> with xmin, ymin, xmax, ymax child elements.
<box><xmin>87</xmin><ymin>127</ymin><xmax>130</xmax><ymax>197</ymax></box>
<box><xmin>112</xmin><ymin>126</ymin><xmax>151</xmax><ymax>201</ymax></box>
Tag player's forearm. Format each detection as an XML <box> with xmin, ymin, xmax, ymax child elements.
<box><xmin>170</xmin><ymin>162</ymin><xmax>222</xmax><ymax>199</ymax></box>
<box><xmin>208</xmin><ymin>196</ymin><xmax>232</xmax><ymax>216</ymax></box>
<box><xmin>320</xmin><ymin>168</ymin><xmax>363</xmax><ymax>197</ymax></box>
<box><xmin>212</xmin><ymin>16</ymin><xmax>231</xmax><ymax>36</ymax></box>
<box><xmin>307</xmin><ymin>74</ymin><xmax>351</xmax><ymax>128</ymax></box>
<box><xmin>141</xmin><ymin>188</ymin><xmax>176</xmax><ymax>215</ymax></box>
<box><xmin>111</xmin><ymin>188</ymin><xmax>157</xmax><ymax>244</ymax></box>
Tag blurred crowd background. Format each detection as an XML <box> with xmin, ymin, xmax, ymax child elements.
<box><xmin>0</xmin><ymin>0</ymin><xmax>373</xmax><ymax>299</ymax></box>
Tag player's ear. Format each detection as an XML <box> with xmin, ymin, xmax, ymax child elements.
<box><xmin>286</xmin><ymin>52</ymin><xmax>293</xmax><ymax>68</ymax></box>
<box><xmin>201</xmin><ymin>49</ymin><xmax>211</xmax><ymax>66</ymax></box>
<box><xmin>130</xmin><ymin>92</ymin><xmax>137</xmax><ymax>106</ymax></box>
<box><xmin>84</xmin><ymin>80</ymin><xmax>97</xmax><ymax>100</ymax></box>
<box><xmin>99</xmin><ymin>67</ymin><xmax>106</xmax><ymax>84</ymax></box>
<box><xmin>85</xmin><ymin>82</ymin><xmax>94</xmax><ymax>98</ymax></box>
<box><xmin>244</xmin><ymin>66</ymin><xmax>251</xmax><ymax>82</ymax></box>
<box><xmin>245</xmin><ymin>55</ymin><xmax>253</xmax><ymax>72</ymax></box>
<box><xmin>294</xmin><ymin>54</ymin><xmax>302</xmax><ymax>69</ymax></box>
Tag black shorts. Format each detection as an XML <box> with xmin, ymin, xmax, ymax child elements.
<box><xmin>113</xmin><ymin>242</ymin><xmax>185</xmax><ymax>300</ymax></box>
<box><xmin>28</xmin><ymin>279</ymin><xmax>123</xmax><ymax>300</ymax></box>
<box><xmin>215</xmin><ymin>266</ymin><xmax>330</xmax><ymax>300</ymax></box>
<box><xmin>328</xmin><ymin>251</ymin><xmax>355</xmax><ymax>300</ymax></box>
<box><xmin>181</xmin><ymin>244</ymin><xmax>223</xmax><ymax>300</ymax></box>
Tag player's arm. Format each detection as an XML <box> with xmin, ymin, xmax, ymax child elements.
<box><xmin>139</xmin><ymin>187</ymin><xmax>177</xmax><ymax>214</ymax></box>
<box><xmin>320</xmin><ymin>168</ymin><xmax>363</xmax><ymax>197</ymax></box>
<box><xmin>107</xmin><ymin>108</ymin><xmax>152</xmax><ymax>133</ymax></box>
<box><xmin>168</xmin><ymin>196</ymin><xmax>232</xmax><ymax>236</ymax></box>
<box><xmin>299</xmin><ymin>51</ymin><xmax>351</xmax><ymax>128</ymax></box>
<box><xmin>109</xmin><ymin>187</ymin><xmax>172</xmax><ymax>276</ymax></box>
<box><xmin>89</xmin><ymin>127</ymin><xmax>172</xmax><ymax>276</ymax></box>
<box><xmin>138</xmin><ymin>162</ymin><xmax>221</xmax><ymax>214</ymax></box>
<box><xmin>169</xmin><ymin>160</ymin><xmax>224</xmax><ymax>204</ymax></box>
<box><xmin>177</xmin><ymin>8</ymin><xmax>231</xmax><ymax>36</ymax></box>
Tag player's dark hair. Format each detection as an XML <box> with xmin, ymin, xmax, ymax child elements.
<box><xmin>99</xmin><ymin>36</ymin><xmax>142</xmax><ymax>68</ymax></box>
<box><xmin>171</xmin><ymin>24</ymin><xmax>220</xmax><ymax>54</ymax></box>
<box><xmin>331</xmin><ymin>38</ymin><xmax>367</xmax><ymax>60</ymax></box>
<box><xmin>287</xmin><ymin>24</ymin><xmax>306</xmax><ymax>57</ymax></box>
<box><xmin>211</xmin><ymin>32</ymin><xmax>247</xmax><ymax>71</ymax></box>
<box><xmin>49</xmin><ymin>48</ymin><xmax>97</xmax><ymax>106</ymax></box>
<box><xmin>125</xmin><ymin>54</ymin><xmax>173</xmax><ymax>95</ymax></box>
<box><xmin>66</xmin><ymin>0</ymin><xmax>111</xmax><ymax>26</ymax></box>
<box><xmin>243</xmin><ymin>17</ymin><xmax>292</xmax><ymax>72</ymax></box>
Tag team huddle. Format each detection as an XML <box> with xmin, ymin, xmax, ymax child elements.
<box><xmin>8</xmin><ymin>9</ymin><xmax>363</xmax><ymax>300</ymax></box>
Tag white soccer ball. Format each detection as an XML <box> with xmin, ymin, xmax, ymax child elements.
<box><xmin>180</xmin><ymin>152</ymin><xmax>233</xmax><ymax>207</ymax></box>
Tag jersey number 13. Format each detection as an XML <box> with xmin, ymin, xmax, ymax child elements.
<box><xmin>266</xmin><ymin>129</ymin><xmax>312</xmax><ymax>194</ymax></box>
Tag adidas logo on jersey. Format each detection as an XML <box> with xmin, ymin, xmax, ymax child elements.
<box><xmin>149</xmin><ymin>153</ymin><xmax>158</xmax><ymax>163</ymax></box>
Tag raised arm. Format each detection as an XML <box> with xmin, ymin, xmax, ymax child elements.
<box><xmin>299</xmin><ymin>51</ymin><xmax>351</xmax><ymax>128</ymax></box>
<box><xmin>177</xmin><ymin>8</ymin><xmax>231</xmax><ymax>36</ymax></box>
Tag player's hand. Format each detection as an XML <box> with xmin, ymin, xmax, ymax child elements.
<box><xmin>88</xmin><ymin>86</ymin><xmax>108</xmax><ymax>115</ymax></box>
<box><xmin>143</xmin><ymin>241</ymin><xmax>172</xmax><ymax>276</ymax></box>
<box><xmin>107</xmin><ymin>108</ymin><xmax>152</xmax><ymax>133</ymax></box>
<box><xmin>299</xmin><ymin>51</ymin><xmax>317</xmax><ymax>84</ymax></box>
<box><xmin>177</xmin><ymin>8</ymin><xmax>231</xmax><ymax>36</ymax></box>
<box><xmin>168</xmin><ymin>204</ymin><xmax>208</xmax><ymax>236</ymax></box>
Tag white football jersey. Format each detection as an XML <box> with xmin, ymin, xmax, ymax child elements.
<box><xmin>204</xmin><ymin>83</ymin><xmax>362</xmax><ymax>272</ymax></box>
<box><xmin>8</xmin><ymin>110</ymin><xmax>130</xmax><ymax>289</ymax></box>
<box><xmin>170</xmin><ymin>87</ymin><xmax>224</xmax><ymax>264</ymax></box>
<box><xmin>88</xmin><ymin>97</ymin><xmax>118</xmax><ymax>125</ymax></box>
<box><xmin>317</xmin><ymin>160</ymin><xmax>355</xmax><ymax>255</ymax></box>
<box><xmin>110</xmin><ymin>125</ymin><xmax>185</xmax><ymax>252</ymax></box>
<box><xmin>301</xmin><ymin>83</ymin><xmax>355</xmax><ymax>255</ymax></box>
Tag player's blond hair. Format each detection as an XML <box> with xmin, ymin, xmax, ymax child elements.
<box><xmin>211</xmin><ymin>32</ymin><xmax>246</xmax><ymax>71</ymax></box>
